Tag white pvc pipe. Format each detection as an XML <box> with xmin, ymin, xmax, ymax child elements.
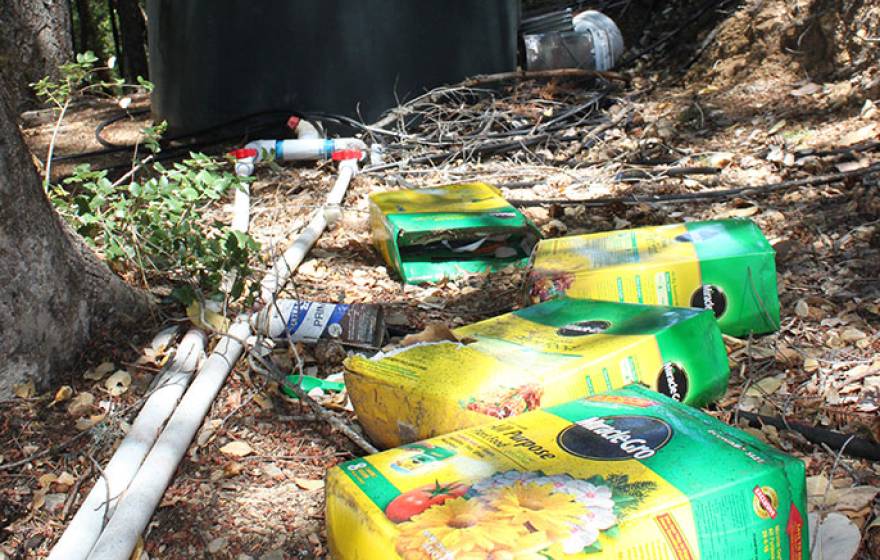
<box><xmin>85</xmin><ymin>320</ymin><xmax>250</xmax><ymax>560</ymax></box>
<box><xmin>260</xmin><ymin>158</ymin><xmax>358</xmax><ymax>301</ymax></box>
<box><xmin>233</xmin><ymin>138</ymin><xmax>366</xmax><ymax>177</ymax></box>
<box><xmin>229</xmin><ymin>122</ymin><xmax>365</xmax><ymax>234</ymax></box>
<box><xmin>294</xmin><ymin>119</ymin><xmax>321</xmax><ymax>140</ymax></box>
<box><xmin>48</xmin><ymin>330</ymin><xmax>206</xmax><ymax>560</ymax></box>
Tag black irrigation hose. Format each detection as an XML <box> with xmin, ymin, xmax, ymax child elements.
<box><xmin>55</xmin><ymin>109</ymin><xmax>318</xmax><ymax>163</ymax></box>
<box><xmin>58</xmin><ymin>106</ymin><xmax>410</xmax><ymax>165</ymax></box>
<box><xmin>94</xmin><ymin>108</ymin><xmax>150</xmax><ymax>148</ymax></box>
<box><xmin>737</xmin><ymin>411</ymin><xmax>880</xmax><ymax>461</ymax></box>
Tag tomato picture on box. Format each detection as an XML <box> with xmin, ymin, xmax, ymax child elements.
<box><xmin>525</xmin><ymin>219</ymin><xmax>780</xmax><ymax>337</ymax></box>
<box><xmin>326</xmin><ymin>385</ymin><xmax>808</xmax><ymax>559</ymax></box>
<box><xmin>345</xmin><ymin>297</ymin><xmax>729</xmax><ymax>449</ymax></box>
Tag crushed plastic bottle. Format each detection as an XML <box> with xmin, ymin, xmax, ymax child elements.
<box><xmin>524</xmin><ymin>10</ymin><xmax>624</xmax><ymax>71</ymax></box>
<box><xmin>251</xmin><ymin>300</ymin><xmax>385</xmax><ymax>348</ymax></box>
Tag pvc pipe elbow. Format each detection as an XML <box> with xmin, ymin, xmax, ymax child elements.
<box><xmin>234</xmin><ymin>159</ymin><xmax>255</xmax><ymax>177</ymax></box>
<box><xmin>295</xmin><ymin>119</ymin><xmax>321</xmax><ymax>140</ymax></box>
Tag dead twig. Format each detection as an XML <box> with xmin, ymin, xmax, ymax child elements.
<box><xmin>461</xmin><ymin>68</ymin><xmax>629</xmax><ymax>87</ymax></box>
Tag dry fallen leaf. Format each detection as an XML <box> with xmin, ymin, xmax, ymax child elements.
<box><xmin>746</xmin><ymin>376</ymin><xmax>784</xmax><ymax>397</ymax></box>
<box><xmin>38</xmin><ymin>473</ymin><xmax>58</xmax><ymax>489</ymax></box>
<box><xmin>223</xmin><ymin>461</ymin><xmax>244</xmax><ymax>478</ymax></box>
<box><xmin>794</xmin><ymin>299</ymin><xmax>809</xmax><ymax>318</ymax></box>
<box><xmin>219</xmin><ymin>441</ymin><xmax>254</xmax><ymax>458</ymax></box>
<box><xmin>707</xmin><ymin>152</ymin><xmax>734</xmax><ymax>168</ymax></box>
<box><xmin>197</xmin><ymin>419</ymin><xmax>222</xmax><ymax>447</ymax></box>
<box><xmin>717</xmin><ymin>205</ymin><xmax>759</xmax><ymax>219</ymax></box>
<box><xmin>841</xmin><ymin>123</ymin><xmax>877</xmax><ymax>146</ymax></box>
<box><xmin>252</xmin><ymin>392</ymin><xmax>274</xmax><ymax>411</ymax></box>
<box><xmin>400</xmin><ymin>323</ymin><xmax>472</xmax><ymax>347</ymax></box>
<box><xmin>84</xmin><ymin>361</ymin><xmax>115</xmax><ymax>381</ymax></box>
<box><xmin>789</xmin><ymin>82</ymin><xmax>821</xmax><ymax>97</ymax></box>
<box><xmin>187</xmin><ymin>301</ymin><xmax>230</xmax><ymax>333</ymax></box>
<box><xmin>834</xmin><ymin>486</ymin><xmax>880</xmax><ymax>513</ymax></box>
<box><xmin>104</xmin><ymin>370</ymin><xmax>132</xmax><ymax>396</ymax></box>
<box><xmin>50</xmin><ymin>385</ymin><xmax>73</xmax><ymax>407</ymax></box>
<box><xmin>13</xmin><ymin>380</ymin><xmax>35</xmax><ymax>399</ymax></box>
<box><xmin>75</xmin><ymin>412</ymin><xmax>106</xmax><ymax>431</ymax></box>
<box><xmin>768</xmin><ymin>119</ymin><xmax>787</xmax><ymax>135</ymax></box>
<box><xmin>55</xmin><ymin>471</ymin><xmax>76</xmax><ymax>491</ymax></box>
<box><xmin>804</xmin><ymin>358</ymin><xmax>820</xmax><ymax>372</ymax></box>
<box><xmin>67</xmin><ymin>392</ymin><xmax>95</xmax><ymax>417</ymax></box>
<box><xmin>840</xmin><ymin>328</ymin><xmax>867</xmax><ymax>343</ymax></box>
<box><xmin>810</xmin><ymin>512</ymin><xmax>861</xmax><ymax>560</ymax></box>
<box><xmin>775</xmin><ymin>345</ymin><xmax>800</xmax><ymax>366</ymax></box>
<box><xmin>294</xmin><ymin>477</ymin><xmax>325</xmax><ymax>491</ymax></box>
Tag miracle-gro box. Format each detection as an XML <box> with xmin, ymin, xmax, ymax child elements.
<box><xmin>326</xmin><ymin>385</ymin><xmax>808</xmax><ymax>559</ymax></box>
<box><xmin>526</xmin><ymin>219</ymin><xmax>780</xmax><ymax>337</ymax></box>
<box><xmin>369</xmin><ymin>182</ymin><xmax>542</xmax><ymax>284</ymax></box>
<box><xmin>345</xmin><ymin>297</ymin><xmax>730</xmax><ymax>449</ymax></box>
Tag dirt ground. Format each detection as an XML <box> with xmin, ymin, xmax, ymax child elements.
<box><xmin>2</xmin><ymin>0</ymin><xmax>879</xmax><ymax>558</ymax></box>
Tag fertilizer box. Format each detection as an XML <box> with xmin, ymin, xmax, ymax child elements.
<box><xmin>525</xmin><ymin>219</ymin><xmax>780</xmax><ymax>336</ymax></box>
<box><xmin>326</xmin><ymin>385</ymin><xmax>808</xmax><ymax>560</ymax></box>
<box><xmin>345</xmin><ymin>297</ymin><xmax>729</xmax><ymax>449</ymax></box>
<box><xmin>369</xmin><ymin>183</ymin><xmax>542</xmax><ymax>284</ymax></box>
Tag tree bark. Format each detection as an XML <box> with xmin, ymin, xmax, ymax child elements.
<box><xmin>0</xmin><ymin>0</ymin><xmax>74</xmax><ymax>112</ymax></box>
<box><xmin>0</xmin><ymin>71</ymin><xmax>154</xmax><ymax>397</ymax></box>
<box><xmin>114</xmin><ymin>0</ymin><xmax>150</xmax><ymax>81</ymax></box>
<box><xmin>73</xmin><ymin>0</ymin><xmax>109</xmax><ymax>64</ymax></box>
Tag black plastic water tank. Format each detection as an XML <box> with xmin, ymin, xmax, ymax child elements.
<box><xmin>146</xmin><ymin>0</ymin><xmax>520</xmax><ymax>134</ymax></box>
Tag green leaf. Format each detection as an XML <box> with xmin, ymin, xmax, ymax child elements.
<box><xmin>180</xmin><ymin>187</ymin><xmax>199</xmax><ymax>201</ymax></box>
<box><xmin>604</xmin><ymin>525</ymin><xmax>621</xmax><ymax>539</ymax></box>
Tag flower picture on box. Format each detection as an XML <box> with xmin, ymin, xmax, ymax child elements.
<box><xmin>389</xmin><ymin>470</ymin><xmax>656</xmax><ymax>558</ymax></box>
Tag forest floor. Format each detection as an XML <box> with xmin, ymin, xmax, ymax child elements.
<box><xmin>3</xmin><ymin>0</ymin><xmax>880</xmax><ymax>559</ymax></box>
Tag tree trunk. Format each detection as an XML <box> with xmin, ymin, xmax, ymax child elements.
<box><xmin>0</xmin><ymin>72</ymin><xmax>154</xmax><ymax>397</ymax></box>
<box><xmin>74</xmin><ymin>0</ymin><xmax>109</xmax><ymax>64</ymax></box>
<box><xmin>114</xmin><ymin>0</ymin><xmax>150</xmax><ymax>81</ymax></box>
<box><xmin>0</xmin><ymin>0</ymin><xmax>74</xmax><ymax>112</ymax></box>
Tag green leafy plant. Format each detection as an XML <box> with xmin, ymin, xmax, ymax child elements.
<box><xmin>31</xmin><ymin>51</ymin><xmax>102</xmax><ymax>107</ymax></box>
<box><xmin>50</xmin><ymin>154</ymin><xmax>260</xmax><ymax>304</ymax></box>
<box><xmin>35</xmin><ymin>51</ymin><xmax>260</xmax><ymax>307</ymax></box>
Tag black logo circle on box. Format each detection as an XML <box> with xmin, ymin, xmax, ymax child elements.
<box><xmin>657</xmin><ymin>362</ymin><xmax>689</xmax><ymax>402</ymax></box>
<box><xmin>556</xmin><ymin>320</ymin><xmax>611</xmax><ymax>337</ymax></box>
<box><xmin>690</xmin><ymin>284</ymin><xmax>727</xmax><ymax>318</ymax></box>
<box><xmin>557</xmin><ymin>415</ymin><xmax>672</xmax><ymax>460</ymax></box>
<box><xmin>674</xmin><ymin>233</ymin><xmax>694</xmax><ymax>243</ymax></box>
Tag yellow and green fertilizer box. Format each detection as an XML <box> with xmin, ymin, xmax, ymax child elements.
<box><xmin>345</xmin><ymin>297</ymin><xmax>729</xmax><ymax>449</ymax></box>
<box><xmin>525</xmin><ymin>219</ymin><xmax>780</xmax><ymax>337</ymax></box>
<box><xmin>369</xmin><ymin>183</ymin><xmax>542</xmax><ymax>284</ymax></box>
<box><xmin>327</xmin><ymin>385</ymin><xmax>808</xmax><ymax>559</ymax></box>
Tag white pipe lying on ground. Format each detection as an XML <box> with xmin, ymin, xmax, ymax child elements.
<box><xmin>85</xmin><ymin>320</ymin><xmax>251</xmax><ymax>560</ymax></box>
<box><xmin>69</xmin><ymin>121</ymin><xmax>359</xmax><ymax>559</ymax></box>
<box><xmin>260</xmin><ymin>157</ymin><xmax>359</xmax><ymax>301</ymax></box>
<box><xmin>48</xmin><ymin>329</ymin><xmax>206</xmax><ymax>560</ymax></box>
